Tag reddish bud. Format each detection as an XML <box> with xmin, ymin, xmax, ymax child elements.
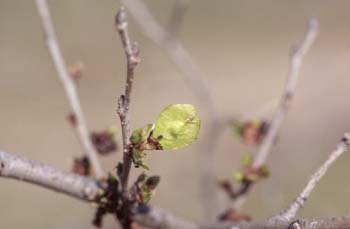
<box><xmin>72</xmin><ymin>155</ymin><xmax>92</xmax><ymax>176</ymax></box>
<box><xmin>91</xmin><ymin>131</ymin><xmax>117</xmax><ymax>155</ymax></box>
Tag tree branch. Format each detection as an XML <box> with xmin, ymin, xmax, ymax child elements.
<box><xmin>0</xmin><ymin>149</ymin><xmax>350</xmax><ymax>229</ymax></box>
<box><xmin>121</xmin><ymin>0</ymin><xmax>215</xmax><ymax>114</ymax></box>
<box><xmin>271</xmin><ymin>133</ymin><xmax>350</xmax><ymax>222</ymax></box>
<box><xmin>253</xmin><ymin>18</ymin><xmax>319</xmax><ymax>169</ymax></box>
<box><xmin>167</xmin><ymin>0</ymin><xmax>189</xmax><ymax>38</ymax></box>
<box><xmin>35</xmin><ymin>0</ymin><xmax>105</xmax><ymax>178</ymax></box>
<box><xmin>115</xmin><ymin>7</ymin><xmax>140</xmax><ymax>191</ymax></box>
<box><xmin>121</xmin><ymin>0</ymin><xmax>221</xmax><ymax>218</ymax></box>
<box><xmin>232</xmin><ymin>18</ymin><xmax>319</xmax><ymax>210</ymax></box>
<box><xmin>0</xmin><ymin>150</ymin><xmax>101</xmax><ymax>201</ymax></box>
<box><xmin>133</xmin><ymin>207</ymin><xmax>198</xmax><ymax>229</ymax></box>
<box><xmin>199</xmin><ymin>217</ymin><xmax>350</xmax><ymax>229</ymax></box>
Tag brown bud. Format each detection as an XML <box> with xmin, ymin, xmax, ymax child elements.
<box><xmin>72</xmin><ymin>155</ymin><xmax>92</xmax><ymax>176</ymax></box>
<box><xmin>240</xmin><ymin>120</ymin><xmax>269</xmax><ymax>145</ymax></box>
<box><xmin>68</xmin><ymin>62</ymin><xmax>83</xmax><ymax>83</ymax></box>
<box><xmin>66</xmin><ymin>113</ymin><xmax>77</xmax><ymax>127</ymax></box>
<box><xmin>91</xmin><ymin>131</ymin><xmax>117</xmax><ymax>155</ymax></box>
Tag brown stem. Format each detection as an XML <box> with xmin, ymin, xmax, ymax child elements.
<box><xmin>115</xmin><ymin>7</ymin><xmax>140</xmax><ymax>191</ymax></box>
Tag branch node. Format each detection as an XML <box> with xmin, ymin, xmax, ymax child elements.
<box><xmin>341</xmin><ymin>132</ymin><xmax>350</xmax><ymax>147</ymax></box>
<box><xmin>288</xmin><ymin>220</ymin><xmax>305</xmax><ymax>229</ymax></box>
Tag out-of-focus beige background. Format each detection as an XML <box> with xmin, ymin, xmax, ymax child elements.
<box><xmin>1</xmin><ymin>0</ymin><xmax>350</xmax><ymax>228</ymax></box>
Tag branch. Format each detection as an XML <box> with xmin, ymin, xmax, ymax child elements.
<box><xmin>115</xmin><ymin>7</ymin><xmax>140</xmax><ymax>191</ymax></box>
<box><xmin>133</xmin><ymin>207</ymin><xmax>198</xmax><ymax>229</ymax></box>
<box><xmin>167</xmin><ymin>0</ymin><xmax>190</xmax><ymax>38</ymax></box>
<box><xmin>35</xmin><ymin>0</ymin><xmax>105</xmax><ymax>178</ymax></box>
<box><xmin>121</xmin><ymin>0</ymin><xmax>216</xmax><ymax>117</ymax></box>
<box><xmin>199</xmin><ymin>217</ymin><xmax>350</xmax><ymax>229</ymax></box>
<box><xmin>271</xmin><ymin>133</ymin><xmax>350</xmax><ymax>222</ymax></box>
<box><xmin>0</xmin><ymin>149</ymin><xmax>350</xmax><ymax>228</ymax></box>
<box><xmin>0</xmin><ymin>150</ymin><xmax>101</xmax><ymax>201</ymax></box>
<box><xmin>253</xmin><ymin>18</ymin><xmax>319</xmax><ymax>169</ymax></box>
<box><xmin>232</xmin><ymin>18</ymin><xmax>319</xmax><ymax>210</ymax></box>
<box><xmin>121</xmin><ymin>0</ymin><xmax>221</xmax><ymax>218</ymax></box>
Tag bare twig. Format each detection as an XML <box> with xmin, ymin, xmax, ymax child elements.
<box><xmin>167</xmin><ymin>0</ymin><xmax>190</xmax><ymax>38</ymax></box>
<box><xmin>232</xmin><ymin>18</ymin><xmax>319</xmax><ymax>210</ymax></box>
<box><xmin>35</xmin><ymin>0</ymin><xmax>105</xmax><ymax>178</ymax></box>
<box><xmin>121</xmin><ymin>0</ymin><xmax>216</xmax><ymax>117</ymax></box>
<box><xmin>115</xmin><ymin>7</ymin><xmax>140</xmax><ymax>191</ymax></box>
<box><xmin>253</xmin><ymin>18</ymin><xmax>319</xmax><ymax>169</ymax></box>
<box><xmin>121</xmin><ymin>0</ymin><xmax>221</xmax><ymax>218</ymax></box>
<box><xmin>271</xmin><ymin>133</ymin><xmax>350</xmax><ymax>222</ymax></box>
<box><xmin>0</xmin><ymin>149</ymin><xmax>350</xmax><ymax>228</ymax></box>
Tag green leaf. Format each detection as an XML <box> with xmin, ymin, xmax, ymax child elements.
<box><xmin>130</xmin><ymin>124</ymin><xmax>154</xmax><ymax>145</ymax></box>
<box><xmin>152</xmin><ymin>104</ymin><xmax>200</xmax><ymax>150</ymax></box>
<box><xmin>141</xmin><ymin>186</ymin><xmax>153</xmax><ymax>203</ymax></box>
<box><xmin>141</xmin><ymin>176</ymin><xmax>160</xmax><ymax>203</ymax></box>
<box><xmin>132</xmin><ymin>148</ymin><xmax>149</xmax><ymax>170</ymax></box>
<box><xmin>144</xmin><ymin>176</ymin><xmax>160</xmax><ymax>190</ymax></box>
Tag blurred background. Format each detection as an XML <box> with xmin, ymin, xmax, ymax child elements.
<box><xmin>1</xmin><ymin>0</ymin><xmax>350</xmax><ymax>228</ymax></box>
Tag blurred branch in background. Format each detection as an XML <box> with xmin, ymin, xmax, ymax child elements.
<box><xmin>271</xmin><ymin>133</ymin><xmax>350</xmax><ymax>223</ymax></box>
<box><xmin>121</xmin><ymin>0</ymin><xmax>215</xmax><ymax>113</ymax></box>
<box><xmin>252</xmin><ymin>18</ymin><xmax>319</xmax><ymax>169</ymax></box>
<box><xmin>231</xmin><ymin>18</ymin><xmax>319</xmax><ymax>211</ymax></box>
<box><xmin>167</xmin><ymin>0</ymin><xmax>190</xmax><ymax>38</ymax></box>
<box><xmin>35</xmin><ymin>0</ymin><xmax>105</xmax><ymax>178</ymax></box>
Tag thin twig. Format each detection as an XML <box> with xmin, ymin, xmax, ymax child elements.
<box><xmin>253</xmin><ymin>18</ymin><xmax>319</xmax><ymax>169</ymax></box>
<box><xmin>35</xmin><ymin>0</ymin><xmax>105</xmax><ymax>178</ymax></box>
<box><xmin>121</xmin><ymin>0</ymin><xmax>215</xmax><ymax>115</ymax></box>
<box><xmin>115</xmin><ymin>7</ymin><xmax>140</xmax><ymax>191</ymax></box>
<box><xmin>232</xmin><ymin>18</ymin><xmax>319</xmax><ymax>210</ymax></box>
<box><xmin>121</xmin><ymin>0</ymin><xmax>221</xmax><ymax>218</ymax></box>
<box><xmin>167</xmin><ymin>0</ymin><xmax>190</xmax><ymax>38</ymax></box>
<box><xmin>271</xmin><ymin>133</ymin><xmax>350</xmax><ymax>222</ymax></box>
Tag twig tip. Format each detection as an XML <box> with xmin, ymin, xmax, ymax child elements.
<box><xmin>116</xmin><ymin>6</ymin><xmax>127</xmax><ymax>28</ymax></box>
<box><xmin>308</xmin><ymin>18</ymin><xmax>319</xmax><ymax>30</ymax></box>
